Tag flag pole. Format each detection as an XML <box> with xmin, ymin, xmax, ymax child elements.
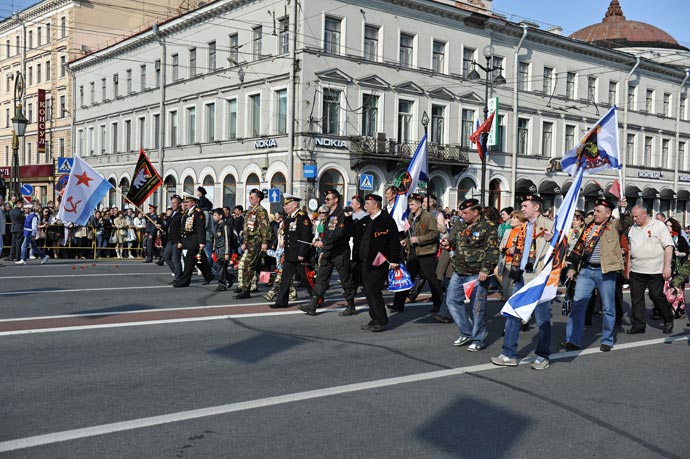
<box><xmin>421</xmin><ymin>111</ymin><xmax>429</xmax><ymax>210</ymax></box>
<box><xmin>115</xmin><ymin>186</ymin><xmax>158</xmax><ymax>226</ymax></box>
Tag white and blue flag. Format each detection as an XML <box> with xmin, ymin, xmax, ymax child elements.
<box><xmin>390</xmin><ymin>133</ymin><xmax>429</xmax><ymax>231</ymax></box>
<box><xmin>561</xmin><ymin>106</ymin><xmax>620</xmax><ymax>176</ymax></box>
<box><xmin>57</xmin><ymin>155</ymin><xmax>112</xmax><ymax>226</ymax></box>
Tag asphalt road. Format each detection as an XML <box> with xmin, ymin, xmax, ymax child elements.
<box><xmin>0</xmin><ymin>260</ymin><xmax>688</xmax><ymax>458</ymax></box>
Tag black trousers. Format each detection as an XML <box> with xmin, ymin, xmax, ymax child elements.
<box><xmin>144</xmin><ymin>233</ymin><xmax>155</xmax><ymax>261</ymax></box>
<box><xmin>363</xmin><ymin>265</ymin><xmax>389</xmax><ymax>326</ymax></box>
<box><xmin>629</xmin><ymin>271</ymin><xmax>673</xmax><ymax>329</ymax></box>
<box><xmin>392</xmin><ymin>254</ymin><xmax>443</xmax><ymax>310</ymax></box>
<box><xmin>163</xmin><ymin>241</ymin><xmax>182</xmax><ymax>279</ymax></box>
<box><xmin>276</xmin><ymin>260</ymin><xmax>312</xmax><ymax>306</ymax></box>
<box><xmin>9</xmin><ymin>232</ymin><xmax>22</xmax><ymax>260</ymax></box>
<box><xmin>178</xmin><ymin>244</ymin><xmax>213</xmax><ymax>287</ymax></box>
<box><xmin>313</xmin><ymin>250</ymin><xmax>355</xmax><ymax>301</ymax></box>
<box><xmin>215</xmin><ymin>258</ymin><xmax>235</xmax><ymax>288</ymax></box>
<box><xmin>350</xmin><ymin>259</ymin><xmax>363</xmax><ymax>292</ymax></box>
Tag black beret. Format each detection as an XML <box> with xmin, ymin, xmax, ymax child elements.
<box><xmin>458</xmin><ymin>198</ymin><xmax>480</xmax><ymax>211</ymax></box>
<box><xmin>364</xmin><ymin>193</ymin><xmax>383</xmax><ymax>204</ymax></box>
<box><xmin>521</xmin><ymin>194</ymin><xmax>543</xmax><ymax>204</ymax></box>
<box><xmin>595</xmin><ymin>198</ymin><xmax>615</xmax><ymax>210</ymax></box>
<box><xmin>197</xmin><ymin>186</ymin><xmax>207</xmax><ymax>195</ymax></box>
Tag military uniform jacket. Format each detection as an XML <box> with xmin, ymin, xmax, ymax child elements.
<box><xmin>408</xmin><ymin>210</ymin><xmax>440</xmax><ymax>257</ymax></box>
<box><xmin>213</xmin><ymin>219</ymin><xmax>232</xmax><ymax>257</ymax></box>
<box><xmin>181</xmin><ymin>206</ymin><xmax>206</xmax><ymax>247</ymax></box>
<box><xmin>358</xmin><ymin>212</ymin><xmax>402</xmax><ymax>268</ymax></box>
<box><xmin>243</xmin><ymin>204</ymin><xmax>270</xmax><ymax>245</ymax></box>
<box><xmin>321</xmin><ymin>205</ymin><xmax>350</xmax><ymax>257</ymax></box>
<box><xmin>145</xmin><ymin>213</ymin><xmax>158</xmax><ymax>234</ymax></box>
<box><xmin>283</xmin><ymin>210</ymin><xmax>313</xmax><ymax>263</ymax></box>
<box><xmin>9</xmin><ymin>207</ymin><xmax>24</xmax><ymax>233</ymax></box>
<box><xmin>449</xmin><ymin>217</ymin><xmax>499</xmax><ymax>275</ymax></box>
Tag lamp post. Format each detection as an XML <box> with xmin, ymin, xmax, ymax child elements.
<box><xmin>11</xmin><ymin>71</ymin><xmax>28</xmax><ymax>200</ymax></box>
<box><xmin>467</xmin><ymin>44</ymin><xmax>506</xmax><ymax>206</ymax></box>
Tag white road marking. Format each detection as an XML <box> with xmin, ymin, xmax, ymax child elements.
<box><xmin>0</xmin><ymin>273</ymin><xmax>167</xmax><ymax>280</ymax></box>
<box><xmin>0</xmin><ymin>286</ymin><xmax>171</xmax><ymax>296</ymax></box>
<box><xmin>0</xmin><ymin>335</ymin><xmax>686</xmax><ymax>453</ymax></box>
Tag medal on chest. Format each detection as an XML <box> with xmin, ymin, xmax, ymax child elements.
<box><xmin>328</xmin><ymin>216</ymin><xmax>338</xmax><ymax>231</ymax></box>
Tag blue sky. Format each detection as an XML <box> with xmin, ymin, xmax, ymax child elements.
<box><xmin>493</xmin><ymin>0</ymin><xmax>689</xmax><ymax>47</ymax></box>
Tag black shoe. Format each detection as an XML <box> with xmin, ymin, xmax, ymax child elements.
<box><xmin>388</xmin><ymin>305</ymin><xmax>404</xmax><ymax>313</ymax></box>
<box><xmin>339</xmin><ymin>306</ymin><xmax>357</xmax><ymax>316</ymax></box>
<box><xmin>250</xmin><ymin>288</ymin><xmax>259</xmax><ymax>293</ymax></box>
<box><xmin>168</xmin><ymin>280</ymin><xmax>177</xmax><ymax>285</ymax></box>
<box><xmin>271</xmin><ymin>303</ymin><xmax>289</xmax><ymax>309</ymax></box>
<box><xmin>626</xmin><ymin>328</ymin><xmax>646</xmax><ymax>335</ymax></box>
<box><xmin>433</xmin><ymin>314</ymin><xmax>453</xmax><ymax>324</ymax></box>
<box><xmin>360</xmin><ymin>321</ymin><xmax>375</xmax><ymax>331</ymax></box>
<box><xmin>674</xmin><ymin>309</ymin><xmax>685</xmax><ymax>320</ymax></box>
<box><xmin>234</xmin><ymin>287</ymin><xmax>244</xmax><ymax>294</ymax></box>
<box><xmin>370</xmin><ymin>324</ymin><xmax>386</xmax><ymax>332</ymax></box>
<box><xmin>662</xmin><ymin>322</ymin><xmax>674</xmax><ymax>334</ymax></box>
<box><xmin>651</xmin><ymin>309</ymin><xmax>661</xmax><ymax>320</ymax></box>
<box><xmin>297</xmin><ymin>304</ymin><xmax>316</xmax><ymax>316</ymax></box>
<box><xmin>600</xmin><ymin>344</ymin><xmax>612</xmax><ymax>352</ymax></box>
<box><xmin>560</xmin><ymin>341</ymin><xmax>581</xmax><ymax>351</ymax></box>
<box><xmin>173</xmin><ymin>283</ymin><xmax>188</xmax><ymax>288</ymax></box>
<box><xmin>156</xmin><ymin>261</ymin><xmax>164</xmax><ymax>266</ymax></box>
<box><xmin>216</xmin><ymin>285</ymin><xmax>227</xmax><ymax>292</ymax></box>
<box><xmin>142</xmin><ymin>260</ymin><xmax>152</xmax><ymax>263</ymax></box>
<box><xmin>234</xmin><ymin>291</ymin><xmax>250</xmax><ymax>299</ymax></box>
<box><xmin>202</xmin><ymin>280</ymin><xmax>212</xmax><ymax>286</ymax></box>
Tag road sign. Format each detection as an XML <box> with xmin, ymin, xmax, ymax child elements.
<box><xmin>55</xmin><ymin>174</ymin><xmax>70</xmax><ymax>192</ymax></box>
<box><xmin>57</xmin><ymin>157</ymin><xmax>74</xmax><ymax>174</ymax></box>
<box><xmin>303</xmin><ymin>165</ymin><xmax>317</xmax><ymax>179</ymax></box>
<box><xmin>20</xmin><ymin>183</ymin><xmax>34</xmax><ymax>196</ymax></box>
<box><xmin>268</xmin><ymin>188</ymin><xmax>281</xmax><ymax>203</ymax></box>
<box><xmin>359</xmin><ymin>174</ymin><xmax>374</xmax><ymax>191</ymax></box>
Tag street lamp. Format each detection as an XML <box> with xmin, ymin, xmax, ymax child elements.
<box><xmin>468</xmin><ymin>44</ymin><xmax>506</xmax><ymax>206</ymax></box>
<box><xmin>11</xmin><ymin>71</ymin><xmax>28</xmax><ymax>199</ymax></box>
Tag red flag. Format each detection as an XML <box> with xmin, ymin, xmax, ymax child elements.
<box><xmin>469</xmin><ymin>111</ymin><xmax>496</xmax><ymax>162</ymax></box>
<box><xmin>259</xmin><ymin>271</ymin><xmax>272</xmax><ymax>284</ymax></box>
<box><xmin>372</xmin><ymin>252</ymin><xmax>388</xmax><ymax>267</ymax></box>
<box><xmin>126</xmin><ymin>148</ymin><xmax>162</xmax><ymax>207</ymax></box>
<box><xmin>463</xmin><ymin>279</ymin><xmax>477</xmax><ymax>302</ymax></box>
<box><xmin>610</xmin><ymin>179</ymin><xmax>621</xmax><ymax>199</ymax></box>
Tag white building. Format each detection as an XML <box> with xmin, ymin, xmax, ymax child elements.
<box><xmin>69</xmin><ymin>0</ymin><xmax>690</xmax><ymax>220</ymax></box>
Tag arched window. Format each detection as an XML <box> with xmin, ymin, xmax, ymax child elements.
<box><xmin>428</xmin><ymin>176</ymin><xmax>445</xmax><ymax>208</ymax></box>
<box><xmin>270</xmin><ymin>172</ymin><xmax>286</xmax><ymax>214</ymax></box>
<box><xmin>120</xmin><ymin>177</ymin><xmax>130</xmax><ymax>209</ymax></box>
<box><xmin>457</xmin><ymin>177</ymin><xmax>477</xmax><ymax>202</ymax></box>
<box><xmin>165</xmin><ymin>176</ymin><xmax>177</xmax><ymax>202</ymax></box>
<box><xmin>183</xmin><ymin>176</ymin><xmax>194</xmax><ymax>196</ymax></box>
<box><xmin>202</xmin><ymin>175</ymin><xmax>215</xmax><ymax>207</ymax></box>
<box><xmin>246</xmin><ymin>173</ymin><xmax>260</xmax><ymax>207</ymax></box>
<box><xmin>318</xmin><ymin>168</ymin><xmax>345</xmax><ymax>199</ymax></box>
<box><xmin>222</xmin><ymin>174</ymin><xmax>236</xmax><ymax>209</ymax></box>
<box><xmin>489</xmin><ymin>178</ymin><xmax>502</xmax><ymax>210</ymax></box>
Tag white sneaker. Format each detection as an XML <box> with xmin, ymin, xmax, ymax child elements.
<box><xmin>467</xmin><ymin>343</ymin><xmax>486</xmax><ymax>352</ymax></box>
<box><xmin>29</xmin><ymin>255</ymin><xmax>36</xmax><ymax>260</ymax></box>
<box><xmin>531</xmin><ymin>356</ymin><xmax>550</xmax><ymax>371</ymax></box>
<box><xmin>15</xmin><ymin>260</ymin><xmax>26</xmax><ymax>265</ymax></box>
<box><xmin>453</xmin><ymin>336</ymin><xmax>471</xmax><ymax>346</ymax></box>
<box><xmin>128</xmin><ymin>254</ymin><xmax>135</xmax><ymax>259</ymax></box>
<box><xmin>41</xmin><ymin>255</ymin><xmax>50</xmax><ymax>265</ymax></box>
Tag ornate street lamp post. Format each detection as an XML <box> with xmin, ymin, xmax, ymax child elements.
<box><xmin>11</xmin><ymin>71</ymin><xmax>28</xmax><ymax>199</ymax></box>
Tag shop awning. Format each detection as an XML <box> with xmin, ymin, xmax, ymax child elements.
<box><xmin>538</xmin><ymin>180</ymin><xmax>561</xmax><ymax>195</ymax></box>
<box><xmin>642</xmin><ymin>187</ymin><xmax>660</xmax><ymax>199</ymax></box>
<box><xmin>678</xmin><ymin>189</ymin><xmax>690</xmax><ymax>201</ymax></box>
<box><xmin>660</xmin><ymin>188</ymin><xmax>676</xmax><ymax>200</ymax></box>
<box><xmin>625</xmin><ymin>185</ymin><xmax>642</xmax><ymax>198</ymax></box>
<box><xmin>515</xmin><ymin>178</ymin><xmax>537</xmax><ymax>194</ymax></box>
<box><xmin>582</xmin><ymin>181</ymin><xmax>603</xmax><ymax>197</ymax></box>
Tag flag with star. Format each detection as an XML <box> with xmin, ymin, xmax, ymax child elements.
<box><xmin>126</xmin><ymin>149</ymin><xmax>162</xmax><ymax>207</ymax></box>
<box><xmin>57</xmin><ymin>155</ymin><xmax>112</xmax><ymax>225</ymax></box>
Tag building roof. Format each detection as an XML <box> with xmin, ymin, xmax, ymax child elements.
<box><xmin>570</xmin><ymin>0</ymin><xmax>687</xmax><ymax>51</ymax></box>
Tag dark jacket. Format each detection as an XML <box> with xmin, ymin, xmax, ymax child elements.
<box><xmin>358</xmin><ymin>212</ymin><xmax>401</xmax><ymax>268</ymax></box>
<box><xmin>283</xmin><ymin>210</ymin><xmax>313</xmax><ymax>263</ymax></box>
<box><xmin>166</xmin><ymin>209</ymin><xmax>183</xmax><ymax>244</ymax></box>
<box><xmin>321</xmin><ymin>205</ymin><xmax>350</xmax><ymax>257</ymax></box>
<box><xmin>213</xmin><ymin>219</ymin><xmax>234</xmax><ymax>257</ymax></box>
<box><xmin>198</xmin><ymin>195</ymin><xmax>213</xmax><ymax>212</ymax></box>
<box><xmin>145</xmin><ymin>212</ymin><xmax>159</xmax><ymax>234</ymax></box>
<box><xmin>9</xmin><ymin>206</ymin><xmax>24</xmax><ymax>233</ymax></box>
<box><xmin>180</xmin><ymin>206</ymin><xmax>206</xmax><ymax>247</ymax></box>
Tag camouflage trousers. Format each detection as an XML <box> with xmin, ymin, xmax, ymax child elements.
<box><xmin>238</xmin><ymin>243</ymin><xmax>261</xmax><ymax>291</ymax></box>
<box><xmin>263</xmin><ymin>269</ymin><xmax>297</xmax><ymax>301</ymax></box>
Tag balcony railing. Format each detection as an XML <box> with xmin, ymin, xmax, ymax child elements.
<box><xmin>350</xmin><ymin>136</ymin><xmax>470</xmax><ymax>164</ymax></box>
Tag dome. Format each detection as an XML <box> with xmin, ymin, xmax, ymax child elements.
<box><xmin>570</xmin><ymin>1</ymin><xmax>687</xmax><ymax>51</ymax></box>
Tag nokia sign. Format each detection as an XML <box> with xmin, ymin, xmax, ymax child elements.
<box><xmin>254</xmin><ymin>139</ymin><xmax>278</xmax><ymax>149</ymax></box>
<box><xmin>315</xmin><ymin>137</ymin><xmax>348</xmax><ymax>149</ymax></box>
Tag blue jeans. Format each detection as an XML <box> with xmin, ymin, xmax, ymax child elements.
<box><xmin>566</xmin><ymin>267</ymin><xmax>617</xmax><ymax>347</ymax></box>
<box><xmin>447</xmin><ymin>273</ymin><xmax>488</xmax><ymax>346</ymax></box>
<box><xmin>21</xmin><ymin>235</ymin><xmax>46</xmax><ymax>261</ymax></box>
<box><xmin>502</xmin><ymin>272</ymin><xmax>552</xmax><ymax>359</ymax></box>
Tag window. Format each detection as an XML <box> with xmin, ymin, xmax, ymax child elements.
<box><xmin>463</xmin><ymin>47</ymin><xmax>475</xmax><ymax>76</ymax></box>
<box><xmin>324</xmin><ymin>16</ymin><xmax>342</xmax><ymax>54</ymax></box>
<box><xmin>608</xmin><ymin>81</ymin><xmax>618</xmax><ymax>105</ymax></box>
<box><xmin>169</xmin><ymin>111</ymin><xmax>178</xmax><ymax>146</ymax></box>
<box><xmin>59</xmin><ymin>138</ymin><xmax>65</xmax><ymax>156</ymax></box>
<box><xmin>663</xmin><ymin>93</ymin><xmax>671</xmax><ymax>117</ymax></box>
<box><xmin>228</xmin><ymin>99</ymin><xmax>237</xmax><ymax>140</ymax></box>
<box><xmin>252</xmin><ymin>26</ymin><xmax>262</xmax><ymax>60</ymax></box>
<box><xmin>28</xmin><ymin>67</ymin><xmax>32</xmax><ymax>86</ymax></box>
<box><xmin>100</xmin><ymin>125</ymin><xmax>106</xmax><ymax>154</ymax></box>
<box><xmin>45</xmin><ymin>60</ymin><xmax>50</xmax><ymax>81</ymax></box>
<box><xmin>171</xmin><ymin>54</ymin><xmax>179</xmax><ymax>82</ymax></box>
<box><xmin>60</xmin><ymin>16</ymin><xmax>66</xmax><ymax>38</ymax></box>
<box><xmin>27</xmin><ymin>103</ymin><xmax>33</xmax><ymax>123</ymax></box>
<box><xmin>431</xmin><ymin>104</ymin><xmax>444</xmax><ymax>144</ymax></box>
<box><xmin>59</xmin><ymin>56</ymin><xmax>66</xmax><ymax>77</ymax></box>
<box><xmin>46</xmin><ymin>96</ymin><xmax>52</xmax><ymax>121</ymax></box>
<box><xmin>4</xmin><ymin>108</ymin><xmax>8</xmax><ymax>127</ymax></box>
<box><xmin>644</xmin><ymin>136</ymin><xmax>653</xmax><ymax>164</ymax></box>
<box><xmin>490</xmin><ymin>56</ymin><xmax>504</xmax><ymax>81</ymax></box>
<box><xmin>101</xmin><ymin>78</ymin><xmax>107</xmax><ymax>101</ymax></box>
<box><xmin>223</xmin><ymin>175</ymin><xmax>236</xmax><ymax>208</ymax></box>
<box><xmin>460</xmin><ymin>109</ymin><xmax>474</xmax><ymax>148</ymax></box>
<box><xmin>322</xmin><ymin>89</ymin><xmax>341</xmax><ymax>135</ymax></box>
<box><xmin>154</xmin><ymin>59</ymin><xmax>161</xmax><ymax>88</ymax></box>
<box><xmin>250</xmin><ymin>94</ymin><xmax>261</xmax><ymax>136</ymax></box>
<box><xmin>87</xmin><ymin>125</ymin><xmax>95</xmax><ymax>154</ymax></box>
<box><xmin>517</xmin><ymin>118</ymin><xmax>529</xmax><ymax>155</ymax></box>
<box><xmin>278</xmin><ymin>17</ymin><xmax>289</xmax><ymax>54</ymax></box>
<box><xmin>126</xmin><ymin>69</ymin><xmax>132</xmax><ymax>94</ymax></box>
<box><xmin>186</xmin><ymin>107</ymin><xmax>196</xmax><ymax>144</ymax></box>
<box><xmin>682</xmin><ymin>96</ymin><xmax>688</xmax><ymax>121</ymax></box>
<box><xmin>208</xmin><ymin>41</ymin><xmax>216</xmax><ymax>71</ymax></box>
<box><xmin>587</xmin><ymin>76</ymin><xmax>597</xmax><ymax>102</ymax></box>
<box><xmin>542</xmin><ymin>121</ymin><xmax>553</xmax><ymax>157</ymax></box>
<box><xmin>363</xmin><ymin>25</ymin><xmax>379</xmax><ymax>61</ymax></box>
<box><xmin>37</xmin><ymin>27</ymin><xmax>41</xmax><ymax>46</ymax></box>
<box><xmin>432</xmin><ymin>41</ymin><xmax>445</xmax><ymax>73</ymax></box>
<box><xmin>125</xmin><ymin>120</ymin><xmax>132</xmax><ymax>151</ymax></box>
<box><xmin>229</xmin><ymin>34</ymin><xmax>239</xmax><ymax>64</ymax></box>
<box><xmin>112</xmin><ymin>74</ymin><xmax>119</xmax><ymax>98</ymax></box>
<box><xmin>46</xmin><ymin>22</ymin><xmax>51</xmax><ymax>43</ymax></box>
<box><xmin>398</xmin><ymin>100</ymin><xmax>413</xmax><ymax>143</ymax></box>
<box><xmin>399</xmin><ymin>33</ymin><xmax>414</xmax><ymax>68</ymax></box>
<box><xmin>112</xmin><ymin>122</ymin><xmax>118</xmax><ymax>153</ymax></box>
<box><xmin>518</xmin><ymin>62</ymin><xmax>529</xmax><ymax>91</ymax></box>
<box><xmin>628</xmin><ymin>85</ymin><xmax>636</xmax><ymax>110</ymax></box>
<box><xmin>140</xmin><ymin>65</ymin><xmax>146</xmax><ymax>91</ymax></box>
<box><xmin>362</xmin><ymin>94</ymin><xmax>378</xmax><ymax>137</ymax></box>
<box><xmin>681</xmin><ymin>142</ymin><xmax>687</xmax><ymax>171</ymax></box>
<box><xmin>626</xmin><ymin>133</ymin><xmax>635</xmax><ymax>164</ymax></box>
<box><xmin>645</xmin><ymin>89</ymin><xmax>654</xmax><ymax>112</ymax></box>
<box><xmin>276</xmin><ymin>89</ymin><xmax>287</xmax><ymax>135</ymax></box>
<box><xmin>189</xmin><ymin>48</ymin><xmax>196</xmax><ymax>77</ymax></box>
<box><xmin>138</xmin><ymin>117</ymin><xmax>145</xmax><ymax>149</ymax></box>
<box><xmin>565</xmin><ymin>125</ymin><xmax>575</xmax><ymax>151</ymax></box>
<box><xmin>79</xmin><ymin>85</ymin><xmax>84</xmax><ymax>106</ymax></box>
<box><xmin>662</xmin><ymin>139</ymin><xmax>670</xmax><ymax>168</ymax></box>
<box><xmin>153</xmin><ymin>114</ymin><xmax>160</xmax><ymax>149</ymax></box>
<box><xmin>15</xmin><ymin>36</ymin><xmax>19</xmax><ymax>56</ymax></box>
<box><xmin>5</xmin><ymin>41</ymin><xmax>9</xmax><ymax>58</ymax></box>
<box><xmin>59</xmin><ymin>95</ymin><xmax>66</xmax><ymax>118</ymax></box>
<box><xmin>28</xmin><ymin>30</ymin><xmax>33</xmax><ymax>49</ymax></box>
<box><xmin>566</xmin><ymin>72</ymin><xmax>575</xmax><ymax>99</ymax></box>
<box><xmin>36</xmin><ymin>64</ymin><xmax>41</xmax><ymax>84</ymax></box>
<box><xmin>205</xmin><ymin>103</ymin><xmax>215</xmax><ymax>141</ymax></box>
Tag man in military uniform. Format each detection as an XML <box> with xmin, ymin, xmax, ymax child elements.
<box><xmin>299</xmin><ymin>189</ymin><xmax>356</xmax><ymax>316</ymax></box>
<box><xmin>442</xmin><ymin>198</ymin><xmax>499</xmax><ymax>352</ymax></box>
<box><xmin>174</xmin><ymin>194</ymin><xmax>214</xmax><ymax>288</ymax></box>
<box><xmin>273</xmin><ymin>194</ymin><xmax>314</xmax><ymax>308</ymax></box>
<box><xmin>235</xmin><ymin>188</ymin><xmax>270</xmax><ymax>299</ymax></box>
<box><xmin>142</xmin><ymin>204</ymin><xmax>159</xmax><ymax>263</ymax></box>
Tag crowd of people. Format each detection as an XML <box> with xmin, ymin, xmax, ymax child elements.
<box><xmin>2</xmin><ymin>184</ymin><xmax>688</xmax><ymax>370</ymax></box>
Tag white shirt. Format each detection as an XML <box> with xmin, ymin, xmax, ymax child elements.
<box><xmin>629</xmin><ymin>218</ymin><xmax>673</xmax><ymax>274</ymax></box>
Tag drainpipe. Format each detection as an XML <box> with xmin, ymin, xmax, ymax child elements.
<box><xmin>287</xmin><ymin>0</ymin><xmax>298</xmax><ymax>194</ymax></box>
<box><xmin>152</xmin><ymin>23</ymin><xmax>166</xmax><ymax>209</ymax></box>
<box><xmin>510</xmin><ymin>24</ymin><xmax>528</xmax><ymax>204</ymax></box>
<box><xmin>622</xmin><ymin>56</ymin><xmax>640</xmax><ymax>197</ymax></box>
<box><xmin>674</xmin><ymin>68</ymin><xmax>689</xmax><ymax>219</ymax></box>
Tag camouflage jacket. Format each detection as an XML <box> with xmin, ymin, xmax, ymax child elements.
<box><xmin>243</xmin><ymin>204</ymin><xmax>270</xmax><ymax>245</ymax></box>
<box><xmin>448</xmin><ymin>217</ymin><xmax>499</xmax><ymax>275</ymax></box>
<box><xmin>671</xmin><ymin>260</ymin><xmax>690</xmax><ymax>288</ymax></box>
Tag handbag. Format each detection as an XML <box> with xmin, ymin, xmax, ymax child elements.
<box><xmin>109</xmin><ymin>232</ymin><xmax>118</xmax><ymax>244</ymax></box>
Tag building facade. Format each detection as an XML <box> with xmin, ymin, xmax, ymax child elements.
<box><xmin>69</xmin><ymin>0</ymin><xmax>690</xmax><ymax>220</ymax></box>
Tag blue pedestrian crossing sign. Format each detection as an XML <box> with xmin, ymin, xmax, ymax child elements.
<box><xmin>359</xmin><ymin>174</ymin><xmax>374</xmax><ymax>191</ymax></box>
<box><xmin>268</xmin><ymin>188</ymin><xmax>281</xmax><ymax>203</ymax></box>
<box><xmin>57</xmin><ymin>157</ymin><xmax>74</xmax><ymax>174</ymax></box>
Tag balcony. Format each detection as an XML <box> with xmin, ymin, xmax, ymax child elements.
<box><xmin>350</xmin><ymin>136</ymin><xmax>470</xmax><ymax>169</ymax></box>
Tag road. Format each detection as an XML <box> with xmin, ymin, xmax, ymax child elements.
<box><xmin>0</xmin><ymin>260</ymin><xmax>688</xmax><ymax>458</ymax></box>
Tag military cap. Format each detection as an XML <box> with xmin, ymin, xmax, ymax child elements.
<box><xmin>521</xmin><ymin>194</ymin><xmax>543</xmax><ymax>204</ymax></box>
<box><xmin>182</xmin><ymin>192</ymin><xmax>199</xmax><ymax>202</ymax></box>
<box><xmin>364</xmin><ymin>193</ymin><xmax>383</xmax><ymax>203</ymax></box>
<box><xmin>595</xmin><ymin>198</ymin><xmax>615</xmax><ymax>210</ymax></box>
<box><xmin>283</xmin><ymin>193</ymin><xmax>302</xmax><ymax>204</ymax></box>
<box><xmin>408</xmin><ymin>193</ymin><xmax>424</xmax><ymax>203</ymax></box>
<box><xmin>459</xmin><ymin>198</ymin><xmax>481</xmax><ymax>211</ymax></box>
<box><xmin>148</xmin><ymin>203</ymin><xmax>157</xmax><ymax>209</ymax></box>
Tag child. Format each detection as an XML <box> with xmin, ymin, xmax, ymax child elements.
<box><xmin>212</xmin><ymin>208</ymin><xmax>236</xmax><ymax>291</ymax></box>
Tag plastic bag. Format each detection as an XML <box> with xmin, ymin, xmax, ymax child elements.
<box><xmin>388</xmin><ymin>264</ymin><xmax>414</xmax><ymax>291</ymax></box>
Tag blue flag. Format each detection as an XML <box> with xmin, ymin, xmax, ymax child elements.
<box><xmin>390</xmin><ymin>133</ymin><xmax>429</xmax><ymax>231</ymax></box>
<box><xmin>561</xmin><ymin>106</ymin><xmax>620</xmax><ymax>175</ymax></box>
<box><xmin>57</xmin><ymin>156</ymin><xmax>112</xmax><ymax>226</ymax></box>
